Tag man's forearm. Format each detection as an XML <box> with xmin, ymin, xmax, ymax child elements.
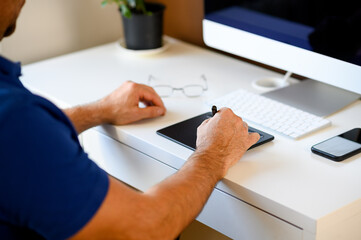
<box><xmin>64</xmin><ymin>103</ymin><xmax>106</xmax><ymax>134</ymax></box>
<box><xmin>71</xmin><ymin>149</ymin><xmax>224</xmax><ymax>240</ymax></box>
<box><xmin>142</xmin><ymin>149</ymin><xmax>223</xmax><ymax>239</ymax></box>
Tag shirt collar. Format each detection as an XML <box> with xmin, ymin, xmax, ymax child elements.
<box><xmin>0</xmin><ymin>55</ymin><xmax>22</xmax><ymax>79</ymax></box>
<box><xmin>0</xmin><ymin>55</ymin><xmax>23</xmax><ymax>88</ymax></box>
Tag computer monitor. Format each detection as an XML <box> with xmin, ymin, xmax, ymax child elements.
<box><xmin>203</xmin><ymin>0</ymin><xmax>361</xmax><ymax>116</ymax></box>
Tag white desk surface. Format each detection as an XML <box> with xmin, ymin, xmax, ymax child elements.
<box><xmin>21</xmin><ymin>37</ymin><xmax>361</xmax><ymax>235</ymax></box>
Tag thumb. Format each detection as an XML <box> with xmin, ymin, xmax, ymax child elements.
<box><xmin>248</xmin><ymin>132</ymin><xmax>261</xmax><ymax>147</ymax></box>
<box><xmin>139</xmin><ymin>106</ymin><xmax>165</xmax><ymax>119</ymax></box>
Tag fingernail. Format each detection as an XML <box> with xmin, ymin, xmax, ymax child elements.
<box><xmin>157</xmin><ymin>108</ymin><xmax>164</xmax><ymax>115</ymax></box>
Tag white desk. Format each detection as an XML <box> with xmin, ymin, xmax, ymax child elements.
<box><xmin>21</xmin><ymin>37</ymin><xmax>361</xmax><ymax>240</ymax></box>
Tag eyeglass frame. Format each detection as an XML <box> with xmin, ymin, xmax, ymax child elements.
<box><xmin>148</xmin><ymin>74</ymin><xmax>208</xmax><ymax>97</ymax></box>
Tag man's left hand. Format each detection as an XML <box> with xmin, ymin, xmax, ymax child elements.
<box><xmin>99</xmin><ymin>81</ymin><xmax>166</xmax><ymax>125</ymax></box>
<box><xmin>64</xmin><ymin>81</ymin><xmax>166</xmax><ymax>134</ymax></box>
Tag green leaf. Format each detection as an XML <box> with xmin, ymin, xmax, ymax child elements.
<box><xmin>135</xmin><ymin>0</ymin><xmax>147</xmax><ymax>14</ymax></box>
<box><xmin>120</xmin><ymin>4</ymin><xmax>132</xmax><ymax>18</ymax></box>
<box><xmin>101</xmin><ymin>0</ymin><xmax>148</xmax><ymax>17</ymax></box>
<box><xmin>128</xmin><ymin>0</ymin><xmax>136</xmax><ymax>8</ymax></box>
<box><xmin>101</xmin><ymin>0</ymin><xmax>108</xmax><ymax>7</ymax></box>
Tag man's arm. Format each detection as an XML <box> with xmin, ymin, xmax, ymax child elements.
<box><xmin>64</xmin><ymin>81</ymin><xmax>166</xmax><ymax>134</ymax></box>
<box><xmin>70</xmin><ymin>108</ymin><xmax>260</xmax><ymax>240</ymax></box>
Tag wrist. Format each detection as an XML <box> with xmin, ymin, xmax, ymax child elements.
<box><xmin>94</xmin><ymin>99</ymin><xmax>113</xmax><ymax>125</ymax></box>
<box><xmin>189</xmin><ymin>148</ymin><xmax>227</xmax><ymax>182</ymax></box>
<box><xmin>64</xmin><ymin>101</ymin><xmax>108</xmax><ymax>134</ymax></box>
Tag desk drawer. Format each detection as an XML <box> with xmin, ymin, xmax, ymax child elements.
<box><xmin>198</xmin><ymin>189</ymin><xmax>302</xmax><ymax>240</ymax></box>
<box><xmin>82</xmin><ymin>129</ymin><xmax>303</xmax><ymax>240</ymax></box>
<box><xmin>82</xmin><ymin>130</ymin><xmax>177</xmax><ymax>190</ymax></box>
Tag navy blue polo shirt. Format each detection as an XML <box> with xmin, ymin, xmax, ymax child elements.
<box><xmin>0</xmin><ymin>56</ymin><xmax>109</xmax><ymax>239</ymax></box>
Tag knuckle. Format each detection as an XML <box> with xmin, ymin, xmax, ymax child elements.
<box><xmin>236</xmin><ymin>117</ymin><xmax>244</xmax><ymax>126</ymax></box>
<box><xmin>124</xmin><ymin>80</ymin><xmax>133</xmax><ymax>85</ymax></box>
<box><xmin>220</xmin><ymin>108</ymin><xmax>234</xmax><ymax>118</ymax></box>
<box><xmin>224</xmin><ymin>108</ymin><xmax>233</xmax><ymax>114</ymax></box>
<box><xmin>126</xmin><ymin>81</ymin><xmax>137</xmax><ymax>89</ymax></box>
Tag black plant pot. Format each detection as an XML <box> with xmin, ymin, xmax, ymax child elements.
<box><xmin>121</xmin><ymin>3</ymin><xmax>166</xmax><ymax>50</ymax></box>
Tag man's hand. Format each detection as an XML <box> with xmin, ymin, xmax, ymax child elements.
<box><xmin>64</xmin><ymin>81</ymin><xmax>166</xmax><ymax>134</ymax></box>
<box><xmin>99</xmin><ymin>81</ymin><xmax>166</xmax><ymax>125</ymax></box>
<box><xmin>196</xmin><ymin>108</ymin><xmax>260</xmax><ymax>179</ymax></box>
<box><xmin>69</xmin><ymin>108</ymin><xmax>260</xmax><ymax>240</ymax></box>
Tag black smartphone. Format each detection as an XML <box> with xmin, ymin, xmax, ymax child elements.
<box><xmin>311</xmin><ymin>128</ymin><xmax>361</xmax><ymax>161</ymax></box>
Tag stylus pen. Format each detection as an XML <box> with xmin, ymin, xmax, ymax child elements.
<box><xmin>212</xmin><ymin>105</ymin><xmax>218</xmax><ymax>116</ymax></box>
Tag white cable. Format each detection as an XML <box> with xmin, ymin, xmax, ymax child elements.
<box><xmin>282</xmin><ymin>71</ymin><xmax>292</xmax><ymax>84</ymax></box>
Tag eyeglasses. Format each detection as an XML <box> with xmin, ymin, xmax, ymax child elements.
<box><xmin>148</xmin><ymin>75</ymin><xmax>208</xmax><ymax>97</ymax></box>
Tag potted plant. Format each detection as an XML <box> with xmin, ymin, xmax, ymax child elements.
<box><xmin>102</xmin><ymin>0</ymin><xmax>166</xmax><ymax>50</ymax></box>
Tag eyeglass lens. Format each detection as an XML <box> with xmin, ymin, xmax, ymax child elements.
<box><xmin>153</xmin><ymin>86</ymin><xmax>174</xmax><ymax>97</ymax></box>
<box><xmin>183</xmin><ymin>85</ymin><xmax>204</xmax><ymax>97</ymax></box>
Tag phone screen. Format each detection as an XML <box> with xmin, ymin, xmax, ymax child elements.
<box><xmin>314</xmin><ymin>136</ymin><xmax>361</xmax><ymax>157</ymax></box>
<box><xmin>312</xmin><ymin>128</ymin><xmax>361</xmax><ymax>160</ymax></box>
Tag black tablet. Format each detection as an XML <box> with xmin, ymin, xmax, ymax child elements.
<box><xmin>157</xmin><ymin>112</ymin><xmax>274</xmax><ymax>151</ymax></box>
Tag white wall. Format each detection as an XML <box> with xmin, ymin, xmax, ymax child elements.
<box><xmin>1</xmin><ymin>0</ymin><xmax>122</xmax><ymax>64</ymax></box>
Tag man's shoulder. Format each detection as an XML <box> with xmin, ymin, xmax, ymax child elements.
<box><xmin>0</xmin><ymin>84</ymin><xmax>31</xmax><ymax>118</ymax></box>
<box><xmin>0</xmin><ymin>83</ymin><xmax>78</xmax><ymax>155</ymax></box>
<box><xmin>0</xmin><ymin>83</ymin><xmax>109</xmax><ymax>240</ymax></box>
<box><xmin>0</xmin><ymin>84</ymin><xmax>48</xmax><ymax>122</ymax></box>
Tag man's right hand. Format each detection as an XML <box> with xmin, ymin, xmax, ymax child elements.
<box><xmin>70</xmin><ymin>108</ymin><xmax>260</xmax><ymax>240</ymax></box>
<box><xmin>196</xmin><ymin>108</ymin><xmax>260</xmax><ymax>179</ymax></box>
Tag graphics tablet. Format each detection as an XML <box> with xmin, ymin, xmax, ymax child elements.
<box><xmin>157</xmin><ymin>112</ymin><xmax>274</xmax><ymax>151</ymax></box>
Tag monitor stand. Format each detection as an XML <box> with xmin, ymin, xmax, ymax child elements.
<box><xmin>261</xmin><ymin>79</ymin><xmax>360</xmax><ymax>117</ymax></box>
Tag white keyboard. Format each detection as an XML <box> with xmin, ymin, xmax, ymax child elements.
<box><xmin>207</xmin><ymin>89</ymin><xmax>331</xmax><ymax>139</ymax></box>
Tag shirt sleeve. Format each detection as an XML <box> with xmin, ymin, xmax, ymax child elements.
<box><xmin>0</xmin><ymin>99</ymin><xmax>109</xmax><ymax>240</ymax></box>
